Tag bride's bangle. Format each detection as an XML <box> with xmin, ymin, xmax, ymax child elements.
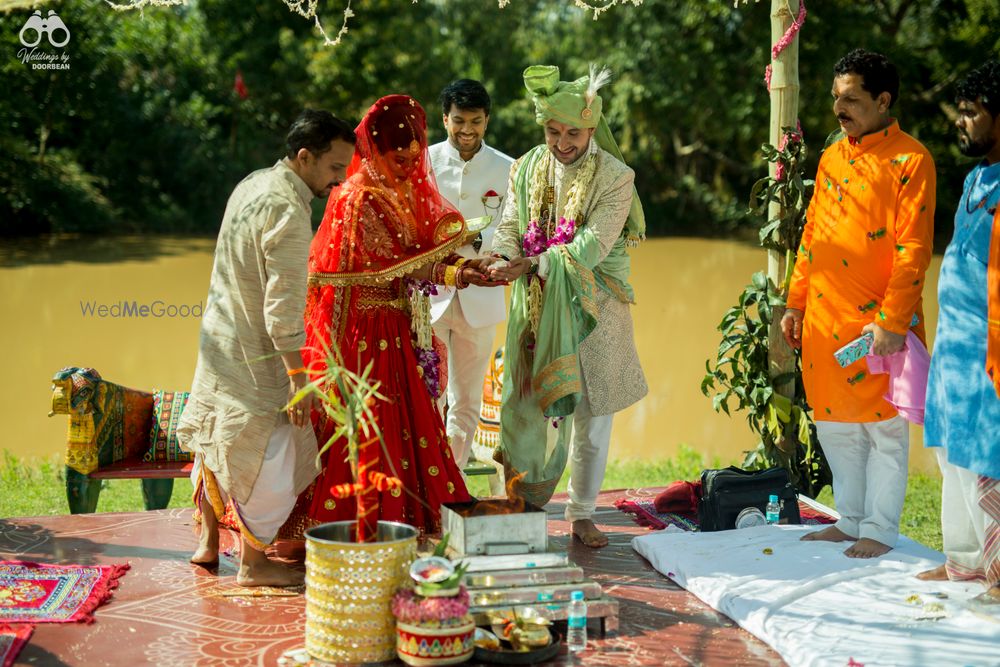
<box><xmin>431</xmin><ymin>262</ymin><xmax>446</xmax><ymax>284</ymax></box>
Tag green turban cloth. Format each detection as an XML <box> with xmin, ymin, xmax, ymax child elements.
<box><xmin>524</xmin><ymin>64</ymin><xmax>602</xmax><ymax>129</ymax></box>
<box><xmin>523</xmin><ymin>64</ymin><xmax>646</xmax><ymax>243</ymax></box>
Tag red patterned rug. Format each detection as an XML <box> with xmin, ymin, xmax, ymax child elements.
<box><xmin>0</xmin><ymin>624</ymin><xmax>32</xmax><ymax>667</ymax></box>
<box><xmin>614</xmin><ymin>497</ymin><xmax>835</xmax><ymax>531</ymax></box>
<box><xmin>0</xmin><ymin>561</ymin><xmax>130</xmax><ymax>624</ymax></box>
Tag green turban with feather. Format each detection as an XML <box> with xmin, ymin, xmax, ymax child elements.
<box><xmin>523</xmin><ymin>64</ymin><xmax>645</xmax><ymax>244</ymax></box>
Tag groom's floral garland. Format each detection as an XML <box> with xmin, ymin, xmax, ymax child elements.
<box><xmin>520</xmin><ymin>144</ymin><xmax>598</xmax><ymax>365</ymax></box>
<box><xmin>523</xmin><ymin>144</ymin><xmax>598</xmax><ymax>256</ymax></box>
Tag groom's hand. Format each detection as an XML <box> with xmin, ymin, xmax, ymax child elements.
<box><xmin>489</xmin><ymin>257</ymin><xmax>531</xmax><ymax>282</ymax></box>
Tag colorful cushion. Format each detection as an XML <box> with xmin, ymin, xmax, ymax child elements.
<box><xmin>144</xmin><ymin>390</ymin><xmax>192</xmax><ymax>462</ymax></box>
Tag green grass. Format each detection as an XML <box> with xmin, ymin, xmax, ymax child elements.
<box><xmin>0</xmin><ymin>451</ymin><xmax>193</xmax><ymax>518</ymax></box>
<box><xmin>3</xmin><ymin>447</ymin><xmax>941</xmax><ymax>551</ymax></box>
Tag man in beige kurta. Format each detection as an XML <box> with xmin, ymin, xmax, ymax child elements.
<box><xmin>177</xmin><ymin>109</ymin><xmax>355</xmax><ymax>586</ymax></box>
<box><xmin>489</xmin><ymin>65</ymin><xmax>647</xmax><ymax>548</ymax></box>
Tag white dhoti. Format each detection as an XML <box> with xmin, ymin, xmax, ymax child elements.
<box><xmin>816</xmin><ymin>415</ymin><xmax>909</xmax><ymax>547</ymax></box>
<box><xmin>193</xmin><ymin>423</ymin><xmax>299</xmax><ymax>549</ymax></box>
<box><xmin>564</xmin><ymin>391</ymin><xmax>614</xmax><ymax>523</ymax></box>
<box><xmin>936</xmin><ymin>448</ymin><xmax>999</xmax><ymax>586</ymax></box>
<box><xmin>433</xmin><ymin>297</ymin><xmax>496</xmax><ymax>469</ymax></box>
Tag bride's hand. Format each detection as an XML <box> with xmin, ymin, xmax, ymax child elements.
<box><xmin>462</xmin><ymin>266</ymin><xmax>507</xmax><ymax>287</ymax></box>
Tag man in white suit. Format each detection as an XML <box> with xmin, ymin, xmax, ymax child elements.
<box><xmin>429</xmin><ymin>79</ymin><xmax>514</xmax><ymax>468</ymax></box>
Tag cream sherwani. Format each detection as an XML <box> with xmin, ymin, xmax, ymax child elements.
<box><xmin>493</xmin><ymin>142</ymin><xmax>647</xmax><ymax>520</ymax></box>
<box><xmin>429</xmin><ymin>140</ymin><xmax>514</xmax><ymax>467</ymax></box>
<box><xmin>178</xmin><ymin>159</ymin><xmax>319</xmax><ymax>542</ymax></box>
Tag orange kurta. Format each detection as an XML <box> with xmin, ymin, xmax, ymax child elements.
<box><xmin>787</xmin><ymin>121</ymin><xmax>935</xmax><ymax>422</ymax></box>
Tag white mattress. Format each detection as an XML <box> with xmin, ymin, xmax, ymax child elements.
<box><xmin>632</xmin><ymin>524</ymin><xmax>1000</xmax><ymax>666</ymax></box>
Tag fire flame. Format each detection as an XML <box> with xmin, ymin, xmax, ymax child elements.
<box><xmin>505</xmin><ymin>471</ymin><xmax>527</xmax><ymax>509</ymax></box>
<box><xmin>458</xmin><ymin>471</ymin><xmax>528</xmax><ymax>517</ymax></box>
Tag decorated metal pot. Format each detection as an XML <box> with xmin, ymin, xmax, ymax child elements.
<box><xmin>305</xmin><ymin>521</ymin><xmax>418</xmax><ymax>665</ymax></box>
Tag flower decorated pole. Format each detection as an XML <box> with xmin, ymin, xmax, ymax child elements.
<box><xmin>704</xmin><ymin>1</ymin><xmax>824</xmax><ymax>494</ymax></box>
<box><xmin>766</xmin><ymin>0</ymin><xmax>803</xmax><ymax>452</ymax></box>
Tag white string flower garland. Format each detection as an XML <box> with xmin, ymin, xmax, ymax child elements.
<box><xmin>103</xmin><ymin>1</ymin><xmax>640</xmax><ymax>48</ymax></box>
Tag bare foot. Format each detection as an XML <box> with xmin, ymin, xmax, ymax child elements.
<box><xmin>572</xmin><ymin>519</ymin><xmax>608</xmax><ymax>549</ymax></box>
<box><xmin>800</xmin><ymin>525</ymin><xmax>855</xmax><ymax>543</ymax></box>
<box><xmin>969</xmin><ymin>584</ymin><xmax>1000</xmax><ymax>614</ymax></box>
<box><xmin>236</xmin><ymin>559</ymin><xmax>305</xmax><ymax>587</ymax></box>
<box><xmin>844</xmin><ymin>537</ymin><xmax>891</xmax><ymax>558</ymax></box>
<box><xmin>190</xmin><ymin>503</ymin><xmax>219</xmax><ymax>567</ymax></box>
<box><xmin>237</xmin><ymin>537</ymin><xmax>304</xmax><ymax>587</ymax></box>
<box><xmin>916</xmin><ymin>564</ymin><xmax>948</xmax><ymax>581</ymax></box>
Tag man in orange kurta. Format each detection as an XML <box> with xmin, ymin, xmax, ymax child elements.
<box><xmin>781</xmin><ymin>49</ymin><xmax>935</xmax><ymax>558</ymax></box>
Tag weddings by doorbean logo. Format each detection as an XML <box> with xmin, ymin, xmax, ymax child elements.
<box><xmin>16</xmin><ymin>9</ymin><xmax>71</xmax><ymax>71</ymax></box>
<box><xmin>79</xmin><ymin>300</ymin><xmax>204</xmax><ymax>319</ymax></box>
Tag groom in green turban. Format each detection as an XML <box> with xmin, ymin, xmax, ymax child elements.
<box><xmin>489</xmin><ymin>65</ymin><xmax>647</xmax><ymax>548</ymax></box>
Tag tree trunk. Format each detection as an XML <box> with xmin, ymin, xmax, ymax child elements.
<box><xmin>767</xmin><ymin>0</ymin><xmax>800</xmax><ymax>449</ymax></box>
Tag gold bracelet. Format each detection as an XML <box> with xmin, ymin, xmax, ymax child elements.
<box><xmin>443</xmin><ymin>265</ymin><xmax>458</xmax><ymax>287</ymax></box>
<box><xmin>454</xmin><ymin>258</ymin><xmax>470</xmax><ymax>268</ymax></box>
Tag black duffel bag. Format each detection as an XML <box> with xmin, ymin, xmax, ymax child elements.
<box><xmin>698</xmin><ymin>466</ymin><xmax>800</xmax><ymax>531</ymax></box>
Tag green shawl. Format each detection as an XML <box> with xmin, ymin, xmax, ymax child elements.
<box><xmin>499</xmin><ymin>145</ymin><xmax>636</xmax><ymax>506</ymax></box>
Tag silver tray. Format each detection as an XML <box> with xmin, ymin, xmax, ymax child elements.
<box><xmin>460</xmin><ymin>551</ymin><xmax>569</xmax><ymax>573</ymax></box>
<box><xmin>465</xmin><ymin>566</ymin><xmax>585</xmax><ymax>589</ymax></box>
<box><xmin>468</xmin><ymin>581</ymin><xmax>603</xmax><ymax>607</ymax></box>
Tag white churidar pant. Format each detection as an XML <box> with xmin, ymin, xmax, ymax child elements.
<box><xmin>816</xmin><ymin>415</ymin><xmax>909</xmax><ymax>547</ymax></box>
<box><xmin>433</xmin><ymin>296</ymin><xmax>496</xmax><ymax>469</ymax></box>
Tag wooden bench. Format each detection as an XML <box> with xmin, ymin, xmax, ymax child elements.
<box><xmin>49</xmin><ymin>367</ymin><xmax>494</xmax><ymax>514</ymax></box>
<box><xmin>49</xmin><ymin>367</ymin><xmax>189</xmax><ymax>513</ymax></box>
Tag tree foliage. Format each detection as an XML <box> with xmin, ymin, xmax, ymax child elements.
<box><xmin>1</xmin><ymin>0</ymin><xmax>997</xmax><ymax>237</ymax></box>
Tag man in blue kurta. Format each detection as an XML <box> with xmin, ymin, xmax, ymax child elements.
<box><xmin>918</xmin><ymin>61</ymin><xmax>1000</xmax><ymax>605</ymax></box>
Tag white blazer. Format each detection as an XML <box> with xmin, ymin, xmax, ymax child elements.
<box><xmin>428</xmin><ymin>140</ymin><xmax>514</xmax><ymax>328</ymax></box>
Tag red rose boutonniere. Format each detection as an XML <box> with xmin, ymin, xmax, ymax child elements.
<box><xmin>482</xmin><ymin>189</ymin><xmax>502</xmax><ymax>215</ymax></box>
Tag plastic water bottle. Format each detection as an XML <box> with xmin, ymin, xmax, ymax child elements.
<box><xmin>566</xmin><ymin>590</ymin><xmax>587</xmax><ymax>653</ymax></box>
<box><xmin>765</xmin><ymin>494</ymin><xmax>781</xmax><ymax>525</ymax></box>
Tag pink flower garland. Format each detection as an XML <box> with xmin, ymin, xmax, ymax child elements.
<box><xmin>392</xmin><ymin>586</ymin><xmax>471</xmax><ymax>625</ymax></box>
<box><xmin>522</xmin><ymin>218</ymin><xmax>576</xmax><ymax>257</ymax></box>
<box><xmin>773</xmin><ymin>122</ymin><xmax>803</xmax><ymax>182</ymax></box>
<box><xmin>764</xmin><ymin>0</ymin><xmax>807</xmax><ymax>91</ymax></box>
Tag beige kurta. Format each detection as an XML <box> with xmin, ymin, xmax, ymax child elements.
<box><xmin>493</xmin><ymin>145</ymin><xmax>647</xmax><ymax>416</ymax></box>
<box><xmin>177</xmin><ymin>160</ymin><xmax>319</xmax><ymax>505</ymax></box>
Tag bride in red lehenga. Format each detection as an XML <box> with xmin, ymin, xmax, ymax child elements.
<box><xmin>289</xmin><ymin>95</ymin><xmax>493</xmax><ymax>537</ymax></box>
